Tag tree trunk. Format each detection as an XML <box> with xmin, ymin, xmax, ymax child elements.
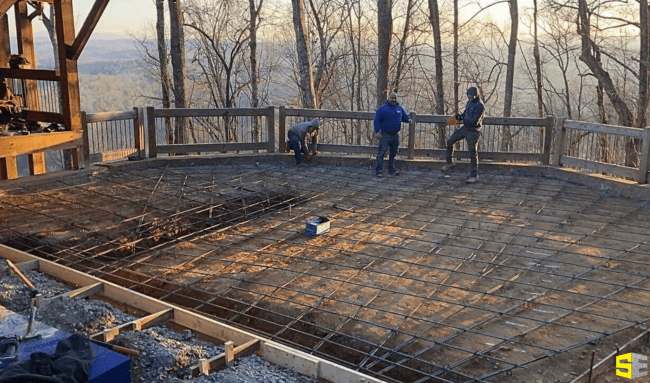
<box><xmin>168</xmin><ymin>0</ymin><xmax>188</xmax><ymax>145</ymax></box>
<box><xmin>501</xmin><ymin>0</ymin><xmax>518</xmax><ymax>152</ymax></box>
<box><xmin>597</xmin><ymin>83</ymin><xmax>610</xmax><ymax>163</ymax></box>
<box><xmin>637</xmin><ymin>0</ymin><xmax>649</xmax><ymax>129</ymax></box>
<box><xmin>156</xmin><ymin>0</ymin><xmax>174</xmax><ymax>145</ymax></box>
<box><xmin>453</xmin><ymin>0</ymin><xmax>459</xmax><ymax>112</ymax></box>
<box><xmin>291</xmin><ymin>0</ymin><xmax>316</xmax><ymax>109</ymax></box>
<box><xmin>393</xmin><ymin>0</ymin><xmax>413</xmax><ymax>93</ymax></box>
<box><xmin>428</xmin><ymin>0</ymin><xmax>446</xmax><ymax>148</ymax></box>
<box><xmin>376</xmin><ymin>0</ymin><xmax>392</xmax><ymax>106</ymax></box>
<box><xmin>533</xmin><ymin>0</ymin><xmax>543</xmax><ymax>118</ymax></box>
<box><xmin>249</xmin><ymin>0</ymin><xmax>261</xmax><ymax>143</ymax></box>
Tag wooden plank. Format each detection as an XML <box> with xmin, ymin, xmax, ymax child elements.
<box><xmin>91</xmin><ymin>308</ymin><xmax>174</xmax><ymax>342</ymax></box>
<box><xmin>0</xmin><ymin>67</ymin><xmax>58</xmax><ymax>80</ymax></box>
<box><xmin>564</xmin><ymin>120</ymin><xmax>644</xmax><ymax>139</ymax></box>
<box><xmin>551</xmin><ymin>116</ymin><xmax>566</xmax><ymax>166</ymax></box>
<box><xmin>483</xmin><ymin>116</ymin><xmax>547</xmax><ymax>126</ymax></box>
<box><xmin>42</xmin><ymin>282</ymin><xmax>104</xmax><ymax>308</ymax></box>
<box><xmin>85</xmin><ymin>110</ymin><xmax>137</xmax><ymax>123</ymax></box>
<box><xmin>0</xmin><ymin>259</ymin><xmax>38</xmax><ymax>276</ymax></box>
<box><xmin>284</xmin><ymin>108</ymin><xmax>375</xmax><ymax>120</ymax></box>
<box><xmin>316</xmin><ymin>144</ymin><xmax>379</xmax><ymax>155</ymax></box>
<box><xmin>20</xmin><ymin>110</ymin><xmax>65</xmax><ymax>123</ymax></box>
<box><xmin>189</xmin><ymin>339</ymin><xmax>260</xmax><ymax>377</ymax></box>
<box><xmin>266</xmin><ymin>106</ymin><xmax>275</xmax><ymax>153</ymax></box>
<box><xmin>68</xmin><ymin>0</ymin><xmax>110</xmax><ymax>61</ymax></box>
<box><xmin>0</xmin><ymin>243</ymin><xmax>382</xmax><ymax>383</ymax></box>
<box><xmin>0</xmin><ymin>156</ymin><xmax>18</xmax><ymax>180</ymax></box>
<box><xmin>0</xmin><ymin>0</ymin><xmax>18</xmax><ymax>17</ymax></box>
<box><xmin>157</xmin><ymin>142</ymin><xmax>267</xmax><ymax>154</ymax></box>
<box><xmin>28</xmin><ymin>152</ymin><xmax>45</xmax><ymax>175</ymax></box>
<box><xmin>638</xmin><ymin>127</ymin><xmax>650</xmax><ymax>183</ymax></box>
<box><xmin>561</xmin><ymin>156</ymin><xmax>640</xmax><ymax>179</ymax></box>
<box><xmin>133</xmin><ymin>106</ymin><xmax>145</xmax><ymax>156</ymax></box>
<box><xmin>407</xmin><ymin>112</ymin><xmax>416</xmax><ymax>159</ymax></box>
<box><xmin>154</xmin><ymin>108</ymin><xmax>269</xmax><ymax>118</ymax></box>
<box><xmin>0</xmin><ymin>13</ymin><xmax>10</xmax><ymax>67</ymax></box>
<box><xmin>146</xmin><ymin>106</ymin><xmax>156</xmax><ymax>158</ymax></box>
<box><xmin>570</xmin><ymin>329</ymin><xmax>650</xmax><ymax>383</ymax></box>
<box><xmin>54</xmin><ymin>0</ymin><xmax>82</xmax><ymax>133</ymax></box>
<box><xmin>278</xmin><ymin>106</ymin><xmax>286</xmax><ymax>153</ymax></box>
<box><xmin>0</xmin><ymin>131</ymin><xmax>82</xmax><ymax>156</ymax></box>
<box><xmin>412</xmin><ymin>149</ymin><xmax>545</xmax><ymax>162</ymax></box>
<box><xmin>413</xmin><ymin>115</ymin><xmax>448</xmax><ymax>124</ymax></box>
<box><xmin>542</xmin><ymin>116</ymin><xmax>554</xmax><ymax>165</ymax></box>
<box><xmin>89</xmin><ymin>147</ymin><xmax>139</xmax><ymax>163</ymax></box>
<box><xmin>14</xmin><ymin>1</ymin><xmax>39</xmax><ymax>110</ymax></box>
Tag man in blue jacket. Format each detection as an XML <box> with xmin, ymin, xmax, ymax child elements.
<box><xmin>374</xmin><ymin>92</ymin><xmax>411</xmax><ymax>177</ymax></box>
<box><xmin>442</xmin><ymin>86</ymin><xmax>485</xmax><ymax>184</ymax></box>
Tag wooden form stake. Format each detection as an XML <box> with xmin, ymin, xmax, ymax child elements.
<box><xmin>90</xmin><ymin>308</ymin><xmax>174</xmax><ymax>342</ymax></box>
<box><xmin>189</xmin><ymin>339</ymin><xmax>260</xmax><ymax>377</ymax></box>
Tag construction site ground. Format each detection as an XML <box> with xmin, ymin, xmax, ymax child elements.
<box><xmin>1</xmin><ymin>156</ymin><xmax>649</xmax><ymax>383</ymax></box>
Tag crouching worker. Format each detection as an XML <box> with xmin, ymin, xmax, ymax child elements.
<box><xmin>288</xmin><ymin>118</ymin><xmax>319</xmax><ymax>166</ymax></box>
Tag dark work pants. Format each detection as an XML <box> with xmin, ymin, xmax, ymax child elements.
<box><xmin>288</xmin><ymin>132</ymin><xmax>303</xmax><ymax>164</ymax></box>
<box><xmin>446</xmin><ymin>126</ymin><xmax>481</xmax><ymax>177</ymax></box>
<box><xmin>376</xmin><ymin>132</ymin><xmax>399</xmax><ymax>172</ymax></box>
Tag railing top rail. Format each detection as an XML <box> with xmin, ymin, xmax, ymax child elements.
<box><xmin>153</xmin><ymin>108</ymin><xmax>269</xmax><ymax>118</ymax></box>
<box><xmin>564</xmin><ymin>120</ymin><xmax>645</xmax><ymax>139</ymax></box>
<box><xmin>85</xmin><ymin>110</ymin><xmax>137</xmax><ymax>123</ymax></box>
<box><xmin>283</xmin><ymin>108</ymin><xmax>376</xmax><ymax>119</ymax></box>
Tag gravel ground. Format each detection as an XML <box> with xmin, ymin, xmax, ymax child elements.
<box><xmin>0</xmin><ymin>269</ymin><xmax>320</xmax><ymax>383</ymax></box>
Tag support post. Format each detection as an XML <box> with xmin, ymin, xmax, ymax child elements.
<box><xmin>54</xmin><ymin>0</ymin><xmax>81</xmax><ymax>169</ymax></box>
<box><xmin>133</xmin><ymin>106</ymin><xmax>145</xmax><ymax>158</ymax></box>
<box><xmin>266</xmin><ymin>106</ymin><xmax>275</xmax><ymax>153</ymax></box>
<box><xmin>542</xmin><ymin>116</ymin><xmax>554</xmax><ymax>165</ymax></box>
<box><xmin>639</xmin><ymin>126</ymin><xmax>650</xmax><ymax>184</ymax></box>
<box><xmin>407</xmin><ymin>111</ymin><xmax>416</xmax><ymax>159</ymax></box>
<box><xmin>81</xmin><ymin>111</ymin><xmax>90</xmax><ymax>167</ymax></box>
<box><xmin>14</xmin><ymin>0</ymin><xmax>39</xmax><ymax>109</ymax></box>
<box><xmin>551</xmin><ymin>116</ymin><xmax>566</xmax><ymax>166</ymax></box>
<box><xmin>224</xmin><ymin>340</ymin><xmax>234</xmax><ymax>367</ymax></box>
<box><xmin>278</xmin><ymin>106</ymin><xmax>286</xmax><ymax>153</ymax></box>
<box><xmin>28</xmin><ymin>153</ymin><xmax>45</xmax><ymax>175</ymax></box>
<box><xmin>146</xmin><ymin>106</ymin><xmax>157</xmax><ymax>158</ymax></box>
<box><xmin>0</xmin><ymin>157</ymin><xmax>18</xmax><ymax>179</ymax></box>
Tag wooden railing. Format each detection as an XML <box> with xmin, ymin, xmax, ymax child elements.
<box><xmin>5</xmin><ymin>106</ymin><xmax>646</xmax><ymax>184</ymax></box>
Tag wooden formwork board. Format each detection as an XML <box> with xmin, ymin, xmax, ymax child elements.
<box><xmin>0</xmin><ymin>243</ymin><xmax>386</xmax><ymax>383</ymax></box>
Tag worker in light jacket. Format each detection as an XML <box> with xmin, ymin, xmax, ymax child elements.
<box><xmin>373</xmin><ymin>92</ymin><xmax>411</xmax><ymax>178</ymax></box>
<box><xmin>288</xmin><ymin>118</ymin><xmax>319</xmax><ymax>166</ymax></box>
<box><xmin>442</xmin><ymin>86</ymin><xmax>485</xmax><ymax>184</ymax></box>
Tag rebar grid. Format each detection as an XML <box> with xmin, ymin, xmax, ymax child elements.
<box><xmin>1</xmin><ymin>162</ymin><xmax>650</xmax><ymax>383</ymax></box>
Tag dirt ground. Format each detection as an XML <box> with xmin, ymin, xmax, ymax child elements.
<box><xmin>1</xmin><ymin>159</ymin><xmax>650</xmax><ymax>383</ymax></box>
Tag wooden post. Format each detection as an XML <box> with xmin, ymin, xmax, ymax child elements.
<box><xmin>54</xmin><ymin>0</ymin><xmax>82</xmax><ymax>169</ymax></box>
<box><xmin>81</xmin><ymin>111</ymin><xmax>90</xmax><ymax>167</ymax></box>
<box><xmin>407</xmin><ymin>111</ymin><xmax>416</xmax><ymax>159</ymax></box>
<box><xmin>146</xmin><ymin>106</ymin><xmax>157</xmax><ymax>158</ymax></box>
<box><xmin>28</xmin><ymin>153</ymin><xmax>45</xmax><ymax>175</ymax></box>
<box><xmin>224</xmin><ymin>340</ymin><xmax>234</xmax><ymax>367</ymax></box>
<box><xmin>0</xmin><ymin>157</ymin><xmax>18</xmax><ymax>180</ymax></box>
<box><xmin>278</xmin><ymin>105</ymin><xmax>286</xmax><ymax>153</ymax></box>
<box><xmin>133</xmin><ymin>106</ymin><xmax>145</xmax><ymax>158</ymax></box>
<box><xmin>14</xmin><ymin>1</ymin><xmax>39</xmax><ymax>110</ymax></box>
<box><xmin>266</xmin><ymin>106</ymin><xmax>275</xmax><ymax>153</ymax></box>
<box><xmin>0</xmin><ymin>13</ymin><xmax>18</xmax><ymax>180</ymax></box>
<box><xmin>638</xmin><ymin>126</ymin><xmax>650</xmax><ymax>184</ymax></box>
<box><xmin>542</xmin><ymin>116</ymin><xmax>554</xmax><ymax>165</ymax></box>
<box><xmin>551</xmin><ymin>116</ymin><xmax>566</xmax><ymax>166</ymax></box>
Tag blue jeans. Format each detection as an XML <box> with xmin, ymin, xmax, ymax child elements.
<box><xmin>376</xmin><ymin>132</ymin><xmax>399</xmax><ymax>172</ymax></box>
<box><xmin>446</xmin><ymin>125</ymin><xmax>481</xmax><ymax>177</ymax></box>
<box><xmin>288</xmin><ymin>132</ymin><xmax>303</xmax><ymax>163</ymax></box>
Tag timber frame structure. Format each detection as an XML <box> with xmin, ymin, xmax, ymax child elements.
<box><xmin>0</xmin><ymin>0</ymin><xmax>109</xmax><ymax>179</ymax></box>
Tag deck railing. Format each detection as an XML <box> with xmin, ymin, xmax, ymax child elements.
<box><xmin>77</xmin><ymin>106</ymin><xmax>650</xmax><ymax>184</ymax></box>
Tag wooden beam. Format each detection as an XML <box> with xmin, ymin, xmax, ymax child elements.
<box><xmin>0</xmin><ymin>156</ymin><xmax>18</xmax><ymax>179</ymax></box>
<box><xmin>0</xmin><ymin>13</ymin><xmax>10</xmax><ymax>67</ymax></box>
<box><xmin>0</xmin><ymin>68</ymin><xmax>58</xmax><ymax>80</ymax></box>
<box><xmin>0</xmin><ymin>131</ymin><xmax>82</xmax><ymax>156</ymax></box>
<box><xmin>15</xmin><ymin>0</ymin><xmax>40</xmax><ymax>110</ymax></box>
<box><xmin>19</xmin><ymin>109</ymin><xmax>65</xmax><ymax>123</ymax></box>
<box><xmin>189</xmin><ymin>339</ymin><xmax>260</xmax><ymax>377</ymax></box>
<box><xmin>68</xmin><ymin>0</ymin><xmax>110</xmax><ymax>61</ymax></box>
<box><xmin>0</xmin><ymin>0</ymin><xmax>18</xmax><ymax>17</ymax></box>
<box><xmin>156</xmin><ymin>142</ymin><xmax>267</xmax><ymax>154</ymax></box>
<box><xmin>41</xmin><ymin>282</ymin><xmax>104</xmax><ymax>308</ymax></box>
<box><xmin>146</xmin><ymin>106</ymin><xmax>156</xmax><ymax>158</ymax></box>
<box><xmin>90</xmin><ymin>308</ymin><xmax>174</xmax><ymax>342</ymax></box>
<box><xmin>0</xmin><ymin>259</ymin><xmax>38</xmax><ymax>276</ymax></box>
<box><xmin>28</xmin><ymin>152</ymin><xmax>45</xmax><ymax>175</ymax></box>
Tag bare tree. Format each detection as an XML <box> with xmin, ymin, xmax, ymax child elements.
<box><xmin>250</xmin><ymin>0</ymin><xmax>263</xmax><ymax>142</ymax></box>
<box><xmin>428</xmin><ymin>0</ymin><xmax>446</xmax><ymax>147</ymax></box>
<box><xmin>377</xmin><ymin>0</ymin><xmax>392</xmax><ymax>106</ymax></box>
<box><xmin>156</xmin><ymin>0</ymin><xmax>174</xmax><ymax>145</ymax></box>
<box><xmin>291</xmin><ymin>0</ymin><xmax>317</xmax><ymax>108</ymax></box>
<box><xmin>169</xmin><ymin>0</ymin><xmax>188</xmax><ymax>144</ymax></box>
<box><xmin>501</xmin><ymin>0</ymin><xmax>518</xmax><ymax>151</ymax></box>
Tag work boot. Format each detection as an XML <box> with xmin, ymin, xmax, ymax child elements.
<box><xmin>376</xmin><ymin>170</ymin><xmax>383</xmax><ymax>178</ymax></box>
<box><xmin>441</xmin><ymin>163</ymin><xmax>455</xmax><ymax>173</ymax></box>
<box><xmin>466</xmin><ymin>175</ymin><xmax>479</xmax><ymax>184</ymax></box>
<box><xmin>388</xmin><ymin>168</ymin><xmax>400</xmax><ymax>176</ymax></box>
